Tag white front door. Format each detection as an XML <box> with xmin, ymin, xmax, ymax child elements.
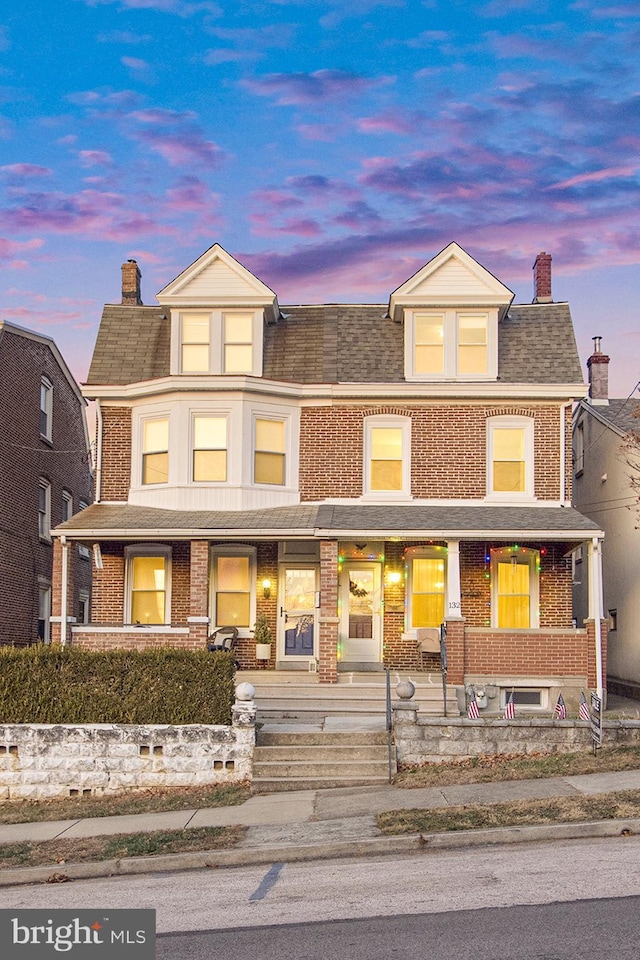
<box><xmin>278</xmin><ymin>566</ymin><xmax>318</xmax><ymax>660</ymax></box>
<box><xmin>340</xmin><ymin>562</ymin><xmax>382</xmax><ymax>663</ymax></box>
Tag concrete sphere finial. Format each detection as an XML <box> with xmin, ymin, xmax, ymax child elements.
<box><xmin>396</xmin><ymin>679</ymin><xmax>416</xmax><ymax>701</ymax></box>
<box><xmin>235</xmin><ymin>682</ymin><xmax>255</xmax><ymax>702</ymax></box>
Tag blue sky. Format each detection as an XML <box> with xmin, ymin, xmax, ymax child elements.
<box><xmin>1</xmin><ymin>0</ymin><xmax>639</xmax><ymax>395</ymax></box>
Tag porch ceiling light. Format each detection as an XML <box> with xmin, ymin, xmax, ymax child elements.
<box><xmin>385</xmin><ymin>570</ymin><xmax>402</xmax><ymax>585</ymax></box>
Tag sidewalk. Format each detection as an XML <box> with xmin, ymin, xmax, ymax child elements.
<box><xmin>2</xmin><ymin>767</ymin><xmax>640</xmax><ymax>887</ymax></box>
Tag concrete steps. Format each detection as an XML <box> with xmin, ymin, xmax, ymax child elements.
<box><xmin>252</xmin><ymin>729</ymin><xmax>394</xmax><ymax>792</ymax></box>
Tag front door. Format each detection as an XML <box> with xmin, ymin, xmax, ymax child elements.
<box><xmin>340</xmin><ymin>562</ymin><xmax>382</xmax><ymax>663</ymax></box>
<box><xmin>279</xmin><ymin>566</ymin><xmax>318</xmax><ymax>660</ymax></box>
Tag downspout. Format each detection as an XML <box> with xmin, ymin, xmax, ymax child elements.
<box><xmin>592</xmin><ymin>536</ymin><xmax>604</xmax><ymax>703</ymax></box>
<box><xmin>560</xmin><ymin>400</ymin><xmax>573</xmax><ymax>504</ymax></box>
<box><xmin>60</xmin><ymin>535</ymin><xmax>69</xmax><ymax>648</ymax></box>
<box><xmin>95</xmin><ymin>398</ymin><xmax>103</xmax><ymax>503</ymax></box>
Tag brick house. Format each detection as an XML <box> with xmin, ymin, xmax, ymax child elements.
<box><xmin>53</xmin><ymin>243</ymin><xmax>606</xmax><ymax>710</ymax></box>
<box><xmin>573</xmin><ymin>338</ymin><xmax>640</xmax><ymax>699</ymax></box>
<box><xmin>0</xmin><ymin>321</ymin><xmax>93</xmax><ymax>645</ymax></box>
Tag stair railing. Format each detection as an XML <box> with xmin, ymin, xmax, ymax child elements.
<box><xmin>386</xmin><ymin>667</ymin><xmax>393</xmax><ymax>782</ymax></box>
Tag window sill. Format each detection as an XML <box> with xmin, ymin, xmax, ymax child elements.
<box><xmin>39</xmin><ymin>434</ymin><xmax>53</xmax><ymax>447</ymax></box>
<box><xmin>71</xmin><ymin>625</ymin><xmax>190</xmax><ymax>635</ymax></box>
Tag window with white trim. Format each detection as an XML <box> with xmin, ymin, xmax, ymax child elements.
<box><xmin>38</xmin><ymin>479</ymin><xmax>51</xmax><ymax>540</ymax></box>
<box><xmin>364</xmin><ymin>416</ymin><xmax>411</xmax><ymax>497</ymax></box>
<box><xmin>40</xmin><ymin>377</ymin><xmax>53</xmax><ymax>441</ymax></box>
<box><xmin>406</xmin><ymin>310</ymin><xmax>495</xmax><ymax>379</ymax></box>
<box><xmin>38</xmin><ymin>581</ymin><xmax>51</xmax><ymax>642</ymax></box>
<box><xmin>254</xmin><ymin>418</ymin><xmax>286</xmax><ymax>485</ymax></box>
<box><xmin>62</xmin><ymin>490</ymin><xmax>73</xmax><ymax>523</ymax></box>
<box><xmin>574</xmin><ymin>420</ymin><xmax>584</xmax><ymax>475</ymax></box>
<box><xmin>487</xmin><ymin>417</ymin><xmax>534</xmax><ymax>498</ymax></box>
<box><xmin>125</xmin><ymin>546</ymin><xmax>171</xmax><ymax>625</ymax></box>
<box><xmin>78</xmin><ymin>590</ymin><xmax>90</xmax><ymax>625</ymax></box>
<box><xmin>193</xmin><ymin>415</ymin><xmax>227</xmax><ymax>482</ymax></box>
<box><xmin>491</xmin><ymin>547</ymin><xmax>539</xmax><ymax>629</ymax></box>
<box><xmin>177</xmin><ymin>310</ymin><xmax>263</xmax><ymax>376</ymax></box>
<box><xmin>210</xmin><ymin>546</ymin><xmax>256</xmax><ymax>636</ymax></box>
<box><xmin>142</xmin><ymin>418</ymin><xmax>169</xmax><ymax>485</ymax></box>
<box><xmin>407</xmin><ymin>547</ymin><xmax>447</xmax><ymax>629</ymax></box>
<box><xmin>77</xmin><ymin>500</ymin><xmax>91</xmax><ymax>559</ymax></box>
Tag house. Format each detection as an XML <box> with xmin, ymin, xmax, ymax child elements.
<box><xmin>52</xmin><ymin>244</ymin><xmax>606</xmax><ymax>712</ymax></box>
<box><xmin>572</xmin><ymin>340</ymin><xmax>640</xmax><ymax>699</ymax></box>
<box><xmin>0</xmin><ymin>320</ymin><xmax>93</xmax><ymax>645</ymax></box>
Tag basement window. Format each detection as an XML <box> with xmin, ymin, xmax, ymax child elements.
<box><xmin>501</xmin><ymin>688</ymin><xmax>545</xmax><ymax>709</ymax></box>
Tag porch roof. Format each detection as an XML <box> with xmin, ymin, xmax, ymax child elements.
<box><xmin>55</xmin><ymin>502</ymin><xmax>603</xmax><ymax>541</ymax></box>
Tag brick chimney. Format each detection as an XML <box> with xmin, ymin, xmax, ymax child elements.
<box><xmin>121</xmin><ymin>259</ymin><xmax>142</xmax><ymax>306</ymax></box>
<box><xmin>587</xmin><ymin>336</ymin><xmax>610</xmax><ymax>405</ymax></box>
<box><xmin>532</xmin><ymin>251</ymin><xmax>552</xmax><ymax>303</ymax></box>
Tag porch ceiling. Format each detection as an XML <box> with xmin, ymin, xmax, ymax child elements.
<box><xmin>52</xmin><ymin>501</ymin><xmax>603</xmax><ymax>541</ymax></box>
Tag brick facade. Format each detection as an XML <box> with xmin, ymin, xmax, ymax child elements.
<box><xmin>99</xmin><ymin>406</ymin><xmax>131</xmax><ymax>500</ymax></box>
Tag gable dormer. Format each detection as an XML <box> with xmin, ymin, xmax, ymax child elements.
<box><xmin>158</xmin><ymin>244</ymin><xmax>279</xmax><ymax>378</ymax></box>
<box><xmin>389</xmin><ymin>242</ymin><xmax>513</xmax><ymax>382</ymax></box>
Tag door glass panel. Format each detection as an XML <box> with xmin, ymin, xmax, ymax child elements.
<box><xmin>283</xmin><ymin>568</ymin><xmax>316</xmax><ymax>655</ymax></box>
<box><xmin>348</xmin><ymin>569</ymin><xmax>374</xmax><ymax>639</ymax></box>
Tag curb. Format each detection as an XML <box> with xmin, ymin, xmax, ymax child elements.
<box><xmin>1</xmin><ymin>817</ymin><xmax>638</xmax><ymax>888</ymax></box>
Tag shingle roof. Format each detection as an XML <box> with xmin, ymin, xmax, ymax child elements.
<box><xmin>582</xmin><ymin>398</ymin><xmax>640</xmax><ymax>436</ymax></box>
<box><xmin>85</xmin><ymin>300</ymin><xmax>583</xmax><ymax>387</ymax></box>
<box><xmin>56</xmin><ymin>501</ymin><xmax>600</xmax><ymax>538</ymax></box>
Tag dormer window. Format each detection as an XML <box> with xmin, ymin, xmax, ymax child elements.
<box><xmin>405</xmin><ymin>309</ymin><xmax>494</xmax><ymax>379</ymax></box>
<box><xmin>223</xmin><ymin>313</ymin><xmax>253</xmax><ymax>373</ymax></box>
<box><xmin>181</xmin><ymin>313</ymin><xmax>210</xmax><ymax>373</ymax></box>
<box><xmin>175</xmin><ymin>309</ymin><xmax>263</xmax><ymax>376</ymax></box>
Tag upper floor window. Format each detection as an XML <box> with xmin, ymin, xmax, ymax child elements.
<box><xmin>40</xmin><ymin>377</ymin><xmax>53</xmax><ymax>441</ymax></box>
<box><xmin>125</xmin><ymin>545</ymin><xmax>171</xmax><ymax>625</ymax></box>
<box><xmin>487</xmin><ymin>416</ymin><xmax>534</xmax><ymax>499</ymax></box>
<box><xmin>78</xmin><ymin>500</ymin><xmax>91</xmax><ymax>559</ymax></box>
<box><xmin>364</xmin><ymin>416</ymin><xmax>411</xmax><ymax>497</ymax></box>
<box><xmin>38</xmin><ymin>479</ymin><xmax>51</xmax><ymax>540</ymax></box>
<box><xmin>491</xmin><ymin>547</ymin><xmax>539</xmax><ymax>629</ymax></box>
<box><xmin>62</xmin><ymin>490</ymin><xmax>73</xmax><ymax>523</ymax></box>
<box><xmin>176</xmin><ymin>310</ymin><xmax>262</xmax><ymax>377</ymax></box>
<box><xmin>574</xmin><ymin>420</ymin><xmax>584</xmax><ymax>476</ymax></box>
<box><xmin>254</xmin><ymin>418</ymin><xmax>285</xmax><ymax>485</ymax></box>
<box><xmin>193</xmin><ymin>416</ymin><xmax>227</xmax><ymax>482</ymax></box>
<box><xmin>405</xmin><ymin>310</ymin><xmax>495</xmax><ymax>380</ymax></box>
<box><xmin>407</xmin><ymin>548</ymin><xmax>446</xmax><ymax>629</ymax></box>
<box><xmin>142</xmin><ymin>418</ymin><xmax>169</xmax><ymax>485</ymax></box>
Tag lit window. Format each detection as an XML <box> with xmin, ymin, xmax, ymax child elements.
<box><xmin>193</xmin><ymin>416</ymin><xmax>227</xmax><ymax>482</ymax></box>
<box><xmin>223</xmin><ymin>313</ymin><xmax>253</xmax><ymax>374</ymax></box>
<box><xmin>128</xmin><ymin>552</ymin><xmax>169</xmax><ymax>624</ymax></box>
<box><xmin>181</xmin><ymin>313</ymin><xmax>210</xmax><ymax>373</ymax></box>
<box><xmin>408</xmin><ymin>550</ymin><xmax>446</xmax><ymax>628</ymax></box>
<box><xmin>142</xmin><ymin>418</ymin><xmax>169</xmax><ymax>485</ymax></box>
<box><xmin>491</xmin><ymin>547</ymin><xmax>539</xmax><ymax>629</ymax></box>
<box><xmin>40</xmin><ymin>377</ymin><xmax>53</xmax><ymax>441</ymax></box>
<box><xmin>370</xmin><ymin>428</ymin><xmax>403</xmax><ymax>491</ymax></box>
<box><xmin>414</xmin><ymin>314</ymin><xmax>444</xmax><ymax>375</ymax></box>
<box><xmin>255</xmin><ymin>418</ymin><xmax>285</xmax><ymax>485</ymax></box>
<box><xmin>211</xmin><ymin>549</ymin><xmax>256</xmax><ymax>632</ymax></box>
<box><xmin>487</xmin><ymin>417</ymin><xmax>534</xmax><ymax>498</ymax></box>
<box><xmin>38</xmin><ymin>479</ymin><xmax>51</xmax><ymax>540</ymax></box>
<box><xmin>458</xmin><ymin>314</ymin><xmax>487</xmax><ymax>374</ymax></box>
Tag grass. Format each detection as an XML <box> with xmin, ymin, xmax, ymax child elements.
<box><xmin>393</xmin><ymin>744</ymin><xmax>640</xmax><ymax>788</ymax></box>
<box><xmin>0</xmin><ymin>783</ymin><xmax>250</xmax><ymax>825</ymax></box>
<box><xmin>0</xmin><ymin>825</ymin><xmax>246</xmax><ymax>869</ymax></box>
<box><xmin>376</xmin><ymin>789</ymin><xmax>640</xmax><ymax>836</ymax></box>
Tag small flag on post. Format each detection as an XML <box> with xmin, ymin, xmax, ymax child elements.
<box><xmin>579</xmin><ymin>691</ymin><xmax>590</xmax><ymax>721</ymax></box>
<box><xmin>503</xmin><ymin>690</ymin><xmax>515</xmax><ymax>720</ymax></box>
<box><xmin>554</xmin><ymin>693</ymin><xmax>567</xmax><ymax>720</ymax></box>
<box><xmin>467</xmin><ymin>688</ymin><xmax>480</xmax><ymax>720</ymax></box>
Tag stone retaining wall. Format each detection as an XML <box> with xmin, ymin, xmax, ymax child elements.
<box><xmin>393</xmin><ymin>703</ymin><xmax>640</xmax><ymax>766</ymax></box>
<box><xmin>0</xmin><ymin>701</ymin><xmax>256</xmax><ymax>800</ymax></box>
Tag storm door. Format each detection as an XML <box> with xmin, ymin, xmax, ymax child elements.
<box><xmin>279</xmin><ymin>566</ymin><xmax>318</xmax><ymax>659</ymax></box>
<box><xmin>340</xmin><ymin>562</ymin><xmax>382</xmax><ymax>663</ymax></box>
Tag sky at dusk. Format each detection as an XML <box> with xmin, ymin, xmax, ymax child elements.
<box><xmin>1</xmin><ymin>0</ymin><xmax>639</xmax><ymax>396</ymax></box>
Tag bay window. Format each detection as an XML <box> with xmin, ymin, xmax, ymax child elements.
<box><xmin>193</xmin><ymin>416</ymin><xmax>227</xmax><ymax>482</ymax></box>
<box><xmin>142</xmin><ymin>418</ymin><xmax>169</xmax><ymax>485</ymax></box>
<box><xmin>255</xmin><ymin>418</ymin><xmax>286</xmax><ymax>485</ymax></box>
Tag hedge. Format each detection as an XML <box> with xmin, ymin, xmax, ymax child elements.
<box><xmin>0</xmin><ymin>647</ymin><xmax>235</xmax><ymax>725</ymax></box>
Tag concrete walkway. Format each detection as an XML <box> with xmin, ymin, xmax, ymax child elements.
<box><xmin>2</xmin><ymin>767</ymin><xmax>640</xmax><ymax>887</ymax></box>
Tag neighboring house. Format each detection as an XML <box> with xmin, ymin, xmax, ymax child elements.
<box><xmin>573</xmin><ymin>340</ymin><xmax>640</xmax><ymax>698</ymax></box>
<box><xmin>0</xmin><ymin>321</ymin><xmax>93</xmax><ymax>646</ymax></box>
<box><xmin>52</xmin><ymin>244</ymin><xmax>606</xmax><ymax>711</ymax></box>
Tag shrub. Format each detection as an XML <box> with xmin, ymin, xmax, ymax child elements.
<box><xmin>0</xmin><ymin>647</ymin><xmax>235</xmax><ymax>725</ymax></box>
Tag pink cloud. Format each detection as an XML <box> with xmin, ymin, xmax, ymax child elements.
<box><xmin>128</xmin><ymin>108</ymin><xmax>226</xmax><ymax>167</ymax></box>
<box><xmin>0</xmin><ymin>237</ymin><xmax>44</xmax><ymax>263</ymax></box>
<box><xmin>78</xmin><ymin>150</ymin><xmax>113</xmax><ymax>167</ymax></box>
<box><xmin>0</xmin><ymin>164</ymin><xmax>52</xmax><ymax>178</ymax></box>
<box><xmin>547</xmin><ymin>166</ymin><xmax>637</xmax><ymax>190</ymax></box>
<box><xmin>242</xmin><ymin>69</ymin><xmax>391</xmax><ymax>106</ymax></box>
<box><xmin>356</xmin><ymin>112</ymin><xmax>415</xmax><ymax>135</ymax></box>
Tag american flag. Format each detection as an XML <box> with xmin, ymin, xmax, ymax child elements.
<box><xmin>554</xmin><ymin>693</ymin><xmax>567</xmax><ymax>720</ymax></box>
<box><xmin>467</xmin><ymin>688</ymin><xmax>480</xmax><ymax>719</ymax></box>
<box><xmin>503</xmin><ymin>690</ymin><xmax>515</xmax><ymax>720</ymax></box>
<box><xmin>579</xmin><ymin>691</ymin><xmax>590</xmax><ymax>721</ymax></box>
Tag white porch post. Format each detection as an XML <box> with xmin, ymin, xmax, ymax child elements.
<box><xmin>587</xmin><ymin>536</ymin><xmax>604</xmax><ymax>701</ymax></box>
<box><xmin>60</xmin><ymin>535</ymin><xmax>69</xmax><ymax>648</ymax></box>
<box><xmin>446</xmin><ymin>539</ymin><xmax>463</xmax><ymax>619</ymax></box>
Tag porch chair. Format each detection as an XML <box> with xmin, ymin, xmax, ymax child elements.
<box><xmin>415</xmin><ymin>627</ymin><xmax>441</xmax><ymax>670</ymax></box>
<box><xmin>207</xmin><ymin>626</ymin><xmax>239</xmax><ymax>666</ymax></box>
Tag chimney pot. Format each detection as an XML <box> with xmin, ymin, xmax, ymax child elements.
<box><xmin>121</xmin><ymin>259</ymin><xmax>142</xmax><ymax>306</ymax></box>
<box><xmin>532</xmin><ymin>251</ymin><xmax>552</xmax><ymax>303</ymax></box>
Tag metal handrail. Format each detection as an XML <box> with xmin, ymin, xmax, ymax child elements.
<box><xmin>386</xmin><ymin>667</ymin><xmax>393</xmax><ymax>782</ymax></box>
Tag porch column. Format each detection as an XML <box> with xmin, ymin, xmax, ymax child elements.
<box><xmin>188</xmin><ymin>540</ymin><xmax>210</xmax><ymax>648</ymax></box>
<box><xmin>318</xmin><ymin>540</ymin><xmax>339</xmax><ymax>684</ymax></box>
<box><xmin>51</xmin><ymin>537</ymin><xmax>74</xmax><ymax>645</ymax></box>
<box><xmin>445</xmin><ymin>539</ymin><xmax>463</xmax><ymax>619</ymax></box>
<box><xmin>587</xmin><ymin>536</ymin><xmax>605</xmax><ymax>701</ymax></box>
